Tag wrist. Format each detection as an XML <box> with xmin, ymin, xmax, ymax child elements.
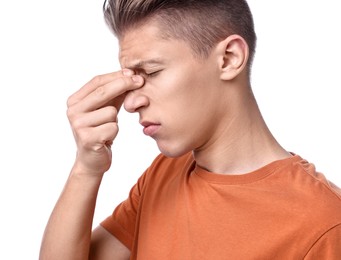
<box><xmin>71</xmin><ymin>161</ymin><xmax>106</xmax><ymax>180</ymax></box>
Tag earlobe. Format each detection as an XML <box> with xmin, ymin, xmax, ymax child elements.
<box><xmin>218</xmin><ymin>35</ymin><xmax>249</xmax><ymax>81</ymax></box>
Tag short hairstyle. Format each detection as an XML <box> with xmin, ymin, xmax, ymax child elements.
<box><xmin>103</xmin><ymin>0</ymin><xmax>257</xmax><ymax>68</ymax></box>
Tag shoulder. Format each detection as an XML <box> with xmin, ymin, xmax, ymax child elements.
<box><xmin>271</xmin><ymin>155</ymin><xmax>341</xmax><ymax>225</ymax></box>
<box><xmin>292</xmin><ymin>155</ymin><xmax>341</xmax><ymax>200</ymax></box>
<box><xmin>304</xmin><ymin>223</ymin><xmax>341</xmax><ymax>259</ymax></box>
<box><xmin>290</xmin><ymin>155</ymin><xmax>341</xmax><ymax>238</ymax></box>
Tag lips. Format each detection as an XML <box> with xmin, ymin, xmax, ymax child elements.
<box><xmin>141</xmin><ymin>121</ymin><xmax>161</xmax><ymax>136</ymax></box>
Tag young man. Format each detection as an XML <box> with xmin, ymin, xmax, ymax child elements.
<box><xmin>40</xmin><ymin>0</ymin><xmax>341</xmax><ymax>259</ymax></box>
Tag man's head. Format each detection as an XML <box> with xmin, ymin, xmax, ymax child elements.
<box><xmin>102</xmin><ymin>0</ymin><xmax>258</xmax><ymax>158</ymax></box>
<box><xmin>103</xmin><ymin>0</ymin><xmax>257</xmax><ymax>70</ymax></box>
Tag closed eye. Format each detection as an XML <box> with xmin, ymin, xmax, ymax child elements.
<box><xmin>144</xmin><ymin>70</ymin><xmax>162</xmax><ymax>78</ymax></box>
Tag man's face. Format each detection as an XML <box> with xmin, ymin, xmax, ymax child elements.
<box><xmin>119</xmin><ymin>22</ymin><xmax>224</xmax><ymax>157</ymax></box>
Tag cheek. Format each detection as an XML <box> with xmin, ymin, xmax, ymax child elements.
<box><xmin>153</xmin><ymin>66</ymin><xmax>212</xmax><ymax>112</ymax></box>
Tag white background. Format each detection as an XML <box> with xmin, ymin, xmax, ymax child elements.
<box><xmin>0</xmin><ymin>1</ymin><xmax>340</xmax><ymax>259</ymax></box>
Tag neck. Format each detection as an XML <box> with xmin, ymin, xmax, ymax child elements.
<box><xmin>193</xmin><ymin>85</ymin><xmax>291</xmax><ymax>175</ymax></box>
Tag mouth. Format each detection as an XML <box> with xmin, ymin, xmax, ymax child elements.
<box><xmin>140</xmin><ymin>121</ymin><xmax>161</xmax><ymax>137</ymax></box>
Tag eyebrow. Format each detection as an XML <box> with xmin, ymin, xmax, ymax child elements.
<box><xmin>126</xmin><ymin>59</ymin><xmax>165</xmax><ymax>70</ymax></box>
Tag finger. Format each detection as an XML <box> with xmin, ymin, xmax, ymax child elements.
<box><xmin>70</xmin><ymin>106</ymin><xmax>118</xmax><ymax>129</ymax></box>
<box><xmin>67</xmin><ymin>69</ymin><xmax>134</xmax><ymax>107</ymax></box>
<box><xmin>78</xmin><ymin>123</ymin><xmax>119</xmax><ymax>151</ymax></box>
<box><xmin>71</xmin><ymin>74</ymin><xmax>144</xmax><ymax>113</ymax></box>
<box><xmin>97</xmin><ymin>122</ymin><xmax>120</xmax><ymax>146</ymax></box>
<box><xmin>103</xmin><ymin>91</ymin><xmax>126</xmax><ymax>114</ymax></box>
<box><xmin>76</xmin><ymin>122</ymin><xmax>118</xmax><ymax>151</ymax></box>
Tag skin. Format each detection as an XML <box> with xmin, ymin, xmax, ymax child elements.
<box><xmin>39</xmin><ymin>70</ymin><xmax>141</xmax><ymax>260</ymax></box>
<box><xmin>120</xmin><ymin>22</ymin><xmax>290</xmax><ymax>174</ymax></box>
<box><xmin>39</xmin><ymin>20</ymin><xmax>290</xmax><ymax>260</ymax></box>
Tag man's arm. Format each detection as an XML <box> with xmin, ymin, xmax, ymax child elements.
<box><xmin>89</xmin><ymin>226</ymin><xmax>130</xmax><ymax>259</ymax></box>
<box><xmin>39</xmin><ymin>167</ymin><xmax>103</xmax><ymax>260</ymax></box>
<box><xmin>39</xmin><ymin>70</ymin><xmax>144</xmax><ymax>260</ymax></box>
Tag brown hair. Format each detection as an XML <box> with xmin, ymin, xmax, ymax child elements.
<box><xmin>103</xmin><ymin>0</ymin><xmax>257</xmax><ymax>67</ymax></box>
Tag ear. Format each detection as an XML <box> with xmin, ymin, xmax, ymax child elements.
<box><xmin>216</xmin><ymin>35</ymin><xmax>249</xmax><ymax>81</ymax></box>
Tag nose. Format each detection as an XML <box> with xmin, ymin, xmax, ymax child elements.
<box><xmin>124</xmin><ymin>89</ymin><xmax>149</xmax><ymax>113</ymax></box>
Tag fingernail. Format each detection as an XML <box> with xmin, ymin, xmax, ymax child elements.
<box><xmin>122</xmin><ymin>69</ymin><xmax>133</xmax><ymax>76</ymax></box>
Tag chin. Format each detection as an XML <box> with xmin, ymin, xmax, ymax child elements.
<box><xmin>156</xmin><ymin>140</ymin><xmax>192</xmax><ymax>158</ymax></box>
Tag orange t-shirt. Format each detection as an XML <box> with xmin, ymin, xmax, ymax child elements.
<box><xmin>101</xmin><ymin>153</ymin><xmax>341</xmax><ymax>259</ymax></box>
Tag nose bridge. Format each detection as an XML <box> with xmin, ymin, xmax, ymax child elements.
<box><xmin>123</xmin><ymin>88</ymin><xmax>149</xmax><ymax>113</ymax></box>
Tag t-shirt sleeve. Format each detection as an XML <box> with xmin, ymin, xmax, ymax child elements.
<box><xmin>100</xmin><ymin>170</ymin><xmax>148</xmax><ymax>250</ymax></box>
<box><xmin>304</xmin><ymin>224</ymin><xmax>341</xmax><ymax>259</ymax></box>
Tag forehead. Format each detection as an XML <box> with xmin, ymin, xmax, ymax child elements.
<box><xmin>118</xmin><ymin>22</ymin><xmax>194</xmax><ymax>69</ymax></box>
<box><xmin>119</xmin><ymin>24</ymin><xmax>161</xmax><ymax>68</ymax></box>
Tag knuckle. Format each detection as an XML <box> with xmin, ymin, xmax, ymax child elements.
<box><xmin>71</xmin><ymin>117</ymin><xmax>83</xmax><ymax>130</ymax></box>
<box><xmin>66</xmin><ymin>95</ymin><xmax>77</xmax><ymax>108</ymax></box>
<box><xmin>66</xmin><ymin>108</ymin><xmax>83</xmax><ymax>129</ymax></box>
<box><xmin>90</xmin><ymin>75</ymin><xmax>102</xmax><ymax>87</ymax></box>
<box><xmin>67</xmin><ymin>106</ymin><xmax>81</xmax><ymax>121</ymax></box>
<box><xmin>66</xmin><ymin>107</ymin><xmax>75</xmax><ymax>120</ymax></box>
<box><xmin>95</xmin><ymin>86</ymin><xmax>106</xmax><ymax>97</ymax></box>
<box><xmin>66</xmin><ymin>97</ymin><xmax>72</xmax><ymax>107</ymax></box>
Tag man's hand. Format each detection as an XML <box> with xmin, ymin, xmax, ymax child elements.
<box><xmin>39</xmin><ymin>70</ymin><xmax>143</xmax><ymax>260</ymax></box>
<box><xmin>66</xmin><ymin>69</ymin><xmax>144</xmax><ymax>176</ymax></box>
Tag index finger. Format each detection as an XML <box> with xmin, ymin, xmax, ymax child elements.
<box><xmin>71</xmin><ymin>74</ymin><xmax>144</xmax><ymax>113</ymax></box>
<box><xmin>67</xmin><ymin>69</ymin><xmax>134</xmax><ymax>107</ymax></box>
